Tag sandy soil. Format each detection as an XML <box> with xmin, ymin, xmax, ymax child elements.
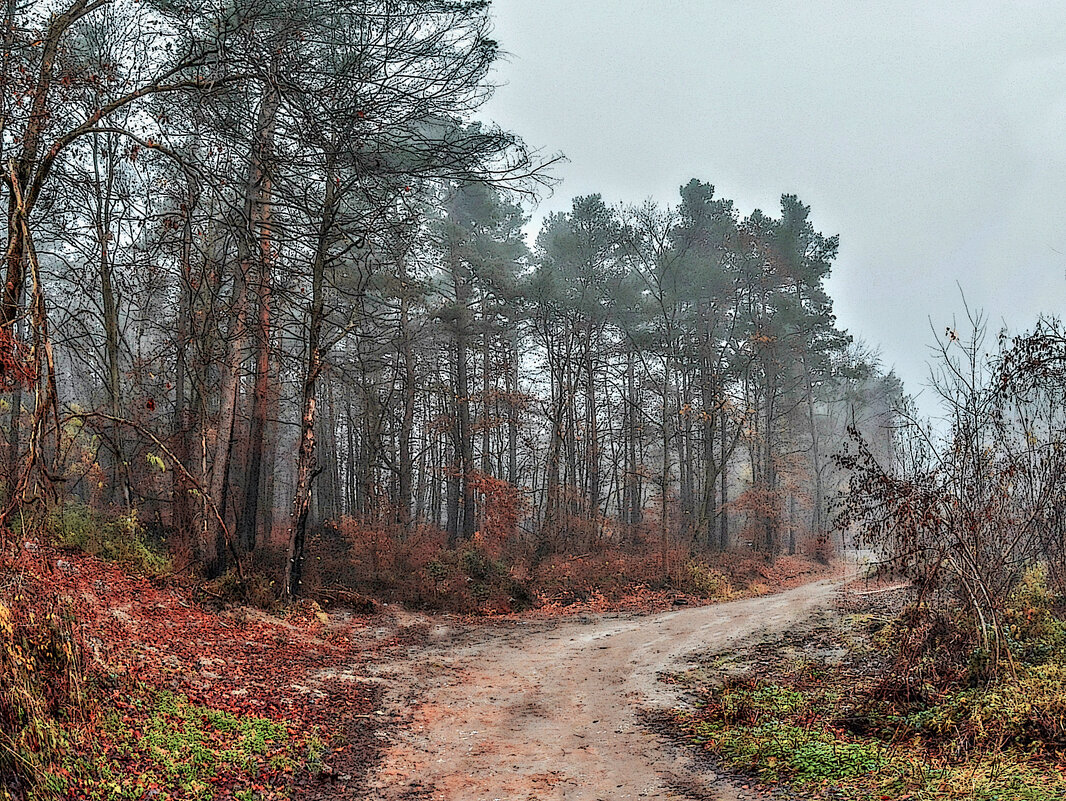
<box><xmin>356</xmin><ymin>577</ymin><xmax>843</xmax><ymax>801</ymax></box>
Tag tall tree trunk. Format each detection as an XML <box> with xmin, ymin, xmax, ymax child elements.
<box><xmin>507</xmin><ymin>334</ymin><xmax>518</xmax><ymax>486</ymax></box>
<box><xmin>325</xmin><ymin>375</ymin><xmax>341</xmax><ymax>520</ymax></box>
<box><xmin>660</xmin><ymin>359</ymin><xmax>673</xmax><ymax>575</ymax></box>
<box><xmin>564</xmin><ymin>356</ymin><xmax>578</xmax><ymax>519</ymax></box>
<box><xmin>283</xmin><ymin>163</ymin><xmax>336</xmax><ymax>599</ymax></box>
<box><xmin>456</xmin><ymin>336</ymin><xmax>476</xmax><ymax>541</ymax></box>
<box><xmin>625</xmin><ymin>351</ymin><xmax>640</xmax><ymax>526</ymax></box>
<box><xmin>5</xmin><ymin>314</ymin><xmax>20</xmax><ymax>501</ymax></box>
<box><xmin>481</xmin><ymin>299</ymin><xmax>491</xmax><ymax>476</ymax></box>
<box><xmin>445</xmin><ymin>349</ymin><xmax>460</xmax><ymax>542</ymax></box>
<box><xmin>788</xmin><ymin>491</ymin><xmax>797</xmax><ymax>555</ymax></box>
<box><xmin>207</xmin><ymin>92</ymin><xmax>276</xmax><ymax>576</ymax></box>
<box><xmin>680</xmin><ymin>370</ymin><xmax>695</xmax><ymax>533</ymax></box>
<box><xmin>345</xmin><ymin>390</ymin><xmax>356</xmax><ymax>517</ymax></box>
<box><xmin>802</xmin><ymin>364</ymin><xmax>825</xmax><ymax>543</ymax></box>
<box><xmin>719</xmin><ymin>404</ymin><xmax>729</xmax><ymax>551</ymax></box>
<box><xmin>586</xmin><ymin>358</ymin><xmax>600</xmax><ymax>522</ymax></box>
<box><xmin>543</xmin><ymin>342</ymin><xmax>563</xmax><ymax>547</ymax></box>
<box><xmin>173</xmin><ymin>173</ymin><xmax>199</xmax><ymax>542</ymax></box>
<box><xmin>238</xmin><ymin>87</ymin><xmax>278</xmax><ymax>555</ymax></box>
<box><xmin>447</xmin><ymin>242</ymin><xmax>476</xmax><ymax>545</ymax></box>
<box><xmin>762</xmin><ymin>374</ymin><xmax>778</xmax><ymax>557</ymax></box>
<box><xmin>397</xmin><ymin>255</ymin><xmax>415</xmax><ymax>528</ymax></box>
<box><xmin>90</xmin><ymin>130</ymin><xmax>130</xmax><ymax>509</ymax></box>
<box><xmin>700</xmin><ymin>365</ymin><xmax>719</xmax><ymax>548</ymax></box>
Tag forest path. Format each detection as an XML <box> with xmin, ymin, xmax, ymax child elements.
<box><xmin>358</xmin><ymin>576</ymin><xmax>843</xmax><ymax>801</ymax></box>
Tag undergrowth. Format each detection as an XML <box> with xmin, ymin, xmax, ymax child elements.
<box><xmin>47</xmin><ymin>688</ymin><xmax>310</xmax><ymax>801</ymax></box>
<box><xmin>46</xmin><ymin>504</ymin><xmax>171</xmax><ymax>577</ymax></box>
<box><xmin>668</xmin><ymin>568</ymin><xmax>1066</xmax><ymax>800</ymax></box>
<box><xmin>0</xmin><ymin>597</ymin><xmax>86</xmax><ymax>799</ymax></box>
<box><xmin>303</xmin><ymin>516</ymin><xmax>819</xmax><ymax>614</ymax></box>
<box><xmin>1</xmin><ymin>595</ymin><xmax>316</xmax><ymax>801</ymax></box>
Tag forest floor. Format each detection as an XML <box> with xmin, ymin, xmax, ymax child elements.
<box><xmin>3</xmin><ymin>541</ymin><xmax>842</xmax><ymax>800</ymax></box>
<box><xmin>358</xmin><ymin>574</ymin><xmax>847</xmax><ymax>801</ymax></box>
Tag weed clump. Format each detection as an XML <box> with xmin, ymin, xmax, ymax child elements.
<box><xmin>682</xmin><ymin>559</ymin><xmax>733</xmax><ymax>600</ymax></box>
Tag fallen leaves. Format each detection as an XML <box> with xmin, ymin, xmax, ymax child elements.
<box><xmin>4</xmin><ymin>543</ymin><xmax>393</xmax><ymax>799</ymax></box>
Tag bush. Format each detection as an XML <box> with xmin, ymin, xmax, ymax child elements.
<box><xmin>48</xmin><ymin>504</ymin><xmax>171</xmax><ymax>577</ymax></box>
<box><xmin>1005</xmin><ymin>566</ymin><xmax>1066</xmax><ymax>661</ymax></box>
<box><xmin>301</xmin><ymin>518</ymin><xmax>535</xmax><ymax>613</ymax></box>
<box><xmin>0</xmin><ymin>597</ymin><xmax>86</xmax><ymax>799</ymax></box>
<box><xmin>683</xmin><ymin>559</ymin><xmax>734</xmax><ymax>600</ymax></box>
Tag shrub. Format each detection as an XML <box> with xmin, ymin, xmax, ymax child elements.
<box><xmin>1005</xmin><ymin>566</ymin><xmax>1066</xmax><ymax>661</ymax></box>
<box><xmin>201</xmin><ymin>569</ymin><xmax>278</xmax><ymax>610</ymax></box>
<box><xmin>0</xmin><ymin>597</ymin><xmax>86</xmax><ymax>799</ymax></box>
<box><xmin>683</xmin><ymin>559</ymin><xmax>733</xmax><ymax>600</ymax></box>
<box><xmin>47</xmin><ymin>504</ymin><xmax>170</xmax><ymax>577</ymax></box>
<box><xmin>903</xmin><ymin>661</ymin><xmax>1066</xmax><ymax>751</ymax></box>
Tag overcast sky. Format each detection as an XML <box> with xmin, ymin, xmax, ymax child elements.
<box><xmin>479</xmin><ymin>1</ymin><xmax>1066</xmax><ymax>413</ymax></box>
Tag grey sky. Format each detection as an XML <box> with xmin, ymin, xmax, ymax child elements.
<box><xmin>479</xmin><ymin>1</ymin><xmax>1066</xmax><ymax>411</ymax></box>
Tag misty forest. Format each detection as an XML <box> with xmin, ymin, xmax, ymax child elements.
<box><xmin>4</xmin><ymin>3</ymin><xmax>1066</xmax><ymax>800</ymax></box>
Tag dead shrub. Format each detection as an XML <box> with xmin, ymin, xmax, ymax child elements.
<box><xmin>0</xmin><ymin>593</ymin><xmax>87</xmax><ymax>800</ymax></box>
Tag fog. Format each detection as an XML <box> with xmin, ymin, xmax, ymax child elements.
<box><xmin>482</xmin><ymin>0</ymin><xmax>1066</xmax><ymax>413</ymax></box>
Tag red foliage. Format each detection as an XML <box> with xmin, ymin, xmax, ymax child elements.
<box><xmin>0</xmin><ymin>327</ymin><xmax>36</xmax><ymax>391</ymax></box>
<box><xmin>467</xmin><ymin>471</ymin><xmax>527</xmax><ymax>559</ymax></box>
<box><xmin>3</xmin><ymin>543</ymin><xmax>387</xmax><ymax>762</ymax></box>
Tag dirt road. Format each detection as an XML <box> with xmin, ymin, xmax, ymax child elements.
<box><xmin>359</xmin><ymin>578</ymin><xmax>842</xmax><ymax>800</ymax></box>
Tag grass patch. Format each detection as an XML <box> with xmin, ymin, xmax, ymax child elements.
<box><xmin>674</xmin><ymin>677</ymin><xmax>1066</xmax><ymax>800</ymax></box>
<box><xmin>39</xmin><ymin>688</ymin><xmax>310</xmax><ymax>800</ymax></box>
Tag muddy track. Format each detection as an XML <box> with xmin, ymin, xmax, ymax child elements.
<box><xmin>358</xmin><ymin>578</ymin><xmax>842</xmax><ymax>801</ymax></box>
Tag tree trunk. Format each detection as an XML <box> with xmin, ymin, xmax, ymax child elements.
<box><xmin>625</xmin><ymin>351</ymin><xmax>641</xmax><ymax>526</ymax></box>
<box><xmin>173</xmin><ymin>173</ymin><xmax>199</xmax><ymax>542</ymax></box>
<box><xmin>95</xmin><ymin>148</ymin><xmax>129</xmax><ymax>508</ymax></box>
<box><xmin>456</xmin><ymin>336</ymin><xmax>476</xmax><ymax>541</ymax></box>
<box><xmin>700</xmin><ymin>366</ymin><xmax>719</xmax><ymax>548</ymax></box>
<box><xmin>283</xmin><ymin>164</ymin><xmax>336</xmax><ymax>599</ymax></box>
<box><xmin>719</xmin><ymin>404</ymin><xmax>729</xmax><ymax>551</ymax></box>
<box><xmin>447</xmin><ymin>241</ymin><xmax>476</xmax><ymax>545</ymax></box>
<box><xmin>507</xmin><ymin>334</ymin><xmax>519</xmax><ymax>486</ymax></box>
<box><xmin>238</xmin><ymin>87</ymin><xmax>279</xmax><ymax>555</ymax></box>
<box><xmin>207</xmin><ymin>91</ymin><xmax>276</xmax><ymax>576</ymax></box>
<box><xmin>397</xmin><ymin>254</ymin><xmax>415</xmax><ymax>528</ymax></box>
<box><xmin>788</xmin><ymin>491</ymin><xmax>797</xmax><ymax>555</ymax></box>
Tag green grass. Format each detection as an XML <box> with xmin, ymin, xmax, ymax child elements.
<box><xmin>684</xmin><ymin>714</ymin><xmax>882</xmax><ymax>783</ymax></box>
<box><xmin>666</xmin><ymin>569</ymin><xmax>1066</xmax><ymax>799</ymax></box>
<box><xmin>38</xmin><ymin>689</ymin><xmax>306</xmax><ymax>801</ymax></box>
<box><xmin>675</xmin><ymin>679</ymin><xmax>1066</xmax><ymax>800</ymax></box>
<box><xmin>672</xmin><ymin>624</ymin><xmax>1066</xmax><ymax>801</ymax></box>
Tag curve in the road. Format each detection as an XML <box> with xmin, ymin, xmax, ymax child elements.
<box><xmin>362</xmin><ymin>577</ymin><xmax>842</xmax><ymax>801</ymax></box>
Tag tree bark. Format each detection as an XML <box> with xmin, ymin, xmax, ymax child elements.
<box><xmin>283</xmin><ymin>164</ymin><xmax>336</xmax><ymax>599</ymax></box>
<box><xmin>397</xmin><ymin>253</ymin><xmax>415</xmax><ymax>528</ymax></box>
<box><xmin>238</xmin><ymin>86</ymin><xmax>279</xmax><ymax>554</ymax></box>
